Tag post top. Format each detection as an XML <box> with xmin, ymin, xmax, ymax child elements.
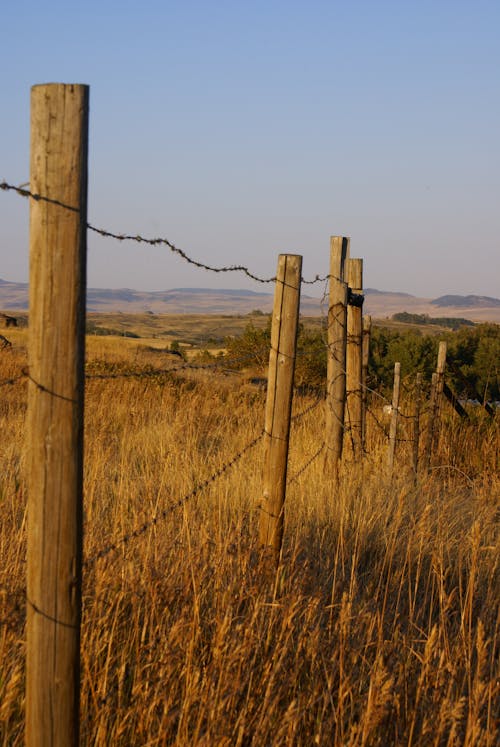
<box><xmin>31</xmin><ymin>83</ymin><xmax>89</xmax><ymax>91</ymax></box>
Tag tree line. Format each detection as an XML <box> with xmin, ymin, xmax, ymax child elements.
<box><xmin>223</xmin><ymin>319</ymin><xmax>500</xmax><ymax>402</ymax></box>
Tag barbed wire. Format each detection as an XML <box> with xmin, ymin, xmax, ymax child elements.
<box><xmin>0</xmin><ymin>585</ymin><xmax>25</xmax><ymax>630</ymax></box>
<box><xmin>0</xmin><ymin>180</ymin><xmax>478</xmax><ymax>455</ymax></box>
<box><xmin>86</xmin><ymin>359</ymin><xmax>240</xmax><ymax>381</ymax></box>
<box><xmin>291</xmin><ymin>394</ymin><xmax>324</xmax><ymax>423</ymax></box>
<box><xmin>365</xmin><ymin>404</ymin><xmax>420</xmax><ymax>444</ymax></box>
<box><xmin>288</xmin><ymin>442</ymin><xmax>325</xmax><ymax>485</ymax></box>
<box><xmin>0</xmin><ymin>363</ymin><xmax>423</xmax><ymax>452</ymax></box>
<box><xmin>83</xmin><ymin>428</ymin><xmax>265</xmax><ymax>567</ymax></box>
<box><xmin>0</xmin><ymin>338</ymin><xmax>340</xmax><ymax>389</ymax></box>
<box><xmin>85</xmin><ymin>339</ymin><xmax>333</xmax><ymax>382</ymax></box>
<box><xmin>0</xmin><ymin>346</ymin><xmax>269</xmax><ymax>390</ymax></box>
<box><xmin>0</xmin><ymin>181</ymin><xmax>333</xmax><ymax>286</ymax></box>
<box><xmin>343</xmin><ymin>394</ymin><xmax>357</xmax><ymax>453</ymax></box>
<box><xmin>0</xmin><ymin>373</ymin><xmax>26</xmax><ymax>388</ymax></box>
<box><xmin>0</xmin><ymin>353</ymin><xmax>450</xmax><ymax>453</ymax></box>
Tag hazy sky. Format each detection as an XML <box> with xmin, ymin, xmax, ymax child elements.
<box><xmin>1</xmin><ymin>0</ymin><xmax>499</xmax><ymax>298</ymax></box>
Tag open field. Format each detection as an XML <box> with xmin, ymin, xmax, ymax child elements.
<box><xmin>0</xmin><ymin>310</ymin><xmax>477</xmax><ymax>352</ymax></box>
<box><xmin>0</xmin><ymin>328</ymin><xmax>499</xmax><ymax>745</ymax></box>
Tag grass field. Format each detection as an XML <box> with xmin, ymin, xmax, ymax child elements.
<box><xmin>1</xmin><ymin>309</ymin><xmax>464</xmax><ymax>345</ymax></box>
<box><xmin>0</xmin><ymin>321</ymin><xmax>498</xmax><ymax>745</ymax></box>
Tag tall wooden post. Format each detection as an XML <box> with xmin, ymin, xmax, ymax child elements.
<box><xmin>424</xmin><ymin>373</ymin><xmax>438</xmax><ymax>473</ymax></box>
<box><xmin>361</xmin><ymin>314</ymin><xmax>372</xmax><ymax>450</ymax></box>
<box><xmin>346</xmin><ymin>258</ymin><xmax>363</xmax><ymax>457</ymax></box>
<box><xmin>388</xmin><ymin>362</ymin><xmax>401</xmax><ymax>472</ymax></box>
<box><xmin>325</xmin><ymin>236</ymin><xmax>349</xmax><ymax>474</ymax></box>
<box><xmin>423</xmin><ymin>341</ymin><xmax>447</xmax><ymax>472</ymax></box>
<box><xmin>259</xmin><ymin>254</ymin><xmax>302</xmax><ymax>564</ymax></box>
<box><xmin>27</xmin><ymin>83</ymin><xmax>88</xmax><ymax>746</ymax></box>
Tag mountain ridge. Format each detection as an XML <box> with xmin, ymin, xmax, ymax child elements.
<box><xmin>0</xmin><ymin>278</ymin><xmax>499</xmax><ymax>322</ymax></box>
<box><xmin>431</xmin><ymin>294</ymin><xmax>500</xmax><ymax>308</ymax></box>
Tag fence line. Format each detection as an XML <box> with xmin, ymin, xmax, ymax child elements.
<box><xmin>83</xmin><ymin>428</ymin><xmax>266</xmax><ymax>567</ymax></box>
<box><xmin>0</xmin><ymin>359</ymin><xmax>431</xmax><ymax>450</ymax></box>
<box><xmin>0</xmin><ymin>363</ymin><xmax>442</xmax><ymax>453</ymax></box>
<box><xmin>0</xmin><ymin>344</ymin><xmax>329</xmax><ymax>388</ymax></box>
<box><xmin>2</xmin><ymin>87</ymin><xmax>497</xmax><ymax>746</ymax></box>
<box><xmin>1</xmin><ymin>180</ymin><xmax>333</xmax><ymax>287</ymax></box>
<box><xmin>1</xmin><ymin>171</ymin><xmax>490</xmax><ymax>540</ymax></box>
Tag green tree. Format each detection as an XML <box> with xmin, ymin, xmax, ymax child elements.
<box><xmin>224</xmin><ymin>321</ymin><xmax>271</xmax><ymax>370</ymax></box>
<box><xmin>224</xmin><ymin>321</ymin><xmax>326</xmax><ymax>389</ymax></box>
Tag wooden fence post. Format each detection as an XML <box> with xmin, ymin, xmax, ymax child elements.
<box><xmin>259</xmin><ymin>254</ymin><xmax>302</xmax><ymax>565</ymax></box>
<box><xmin>361</xmin><ymin>314</ymin><xmax>372</xmax><ymax>450</ymax></box>
<box><xmin>424</xmin><ymin>372</ymin><xmax>438</xmax><ymax>473</ymax></box>
<box><xmin>423</xmin><ymin>341</ymin><xmax>447</xmax><ymax>472</ymax></box>
<box><xmin>388</xmin><ymin>362</ymin><xmax>401</xmax><ymax>472</ymax></box>
<box><xmin>412</xmin><ymin>372</ymin><xmax>423</xmax><ymax>476</ymax></box>
<box><xmin>346</xmin><ymin>258</ymin><xmax>363</xmax><ymax>458</ymax></box>
<box><xmin>325</xmin><ymin>236</ymin><xmax>349</xmax><ymax>475</ymax></box>
<box><xmin>27</xmin><ymin>83</ymin><xmax>88</xmax><ymax>747</ymax></box>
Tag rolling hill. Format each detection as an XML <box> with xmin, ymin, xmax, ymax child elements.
<box><xmin>1</xmin><ymin>278</ymin><xmax>499</xmax><ymax>322</ymax></box>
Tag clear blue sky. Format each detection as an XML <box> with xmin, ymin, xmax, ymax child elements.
<box><xmin>1</xmin><ymin>0</ymin><xmax>499</xmax><ymax>298</ymax></box>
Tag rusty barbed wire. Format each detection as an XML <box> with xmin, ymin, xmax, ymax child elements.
<box><xmin>291</xmin><ymin>394</ymin><xmax>324</xmax><ymax>423</ymax></box>
<box><xmin>0</xmin><ymin>341</ymin><xmax>330</xmax><ymax>390</ymax></box>
<box><xmin>88</xmin><ymin>222</ymin><xmax>279</xmax><ymax>284</ymax></box>
<box><xmin>0</xmin><ymin>180</ymin><xmax>334</xmax><ymax>286</ymax></box>
<box><xmin>0</xmin><ymin>372</ymin><xmax>27</xmax><ymax>388</ymax></box>
<box><xmin>0</xmin><ymin>348</ymin><xmax>266</xmax><ymax>390</ymax></box>
<box><xmin>365</xmin><ymin>404</ymin><xmax>417</xmax><ymax>444</ymax></box>
<box><xmin>83</xmin><ymin>428</ymin><xmax>265</xmax><ymax>567</ymax></box>
<box><xmin>0</xmin><ymin>585</ymin><xmax>25</xmax><ymax>630</ymax></box>
<box><xmin>86</xmin><ymin>359</ymin><xmax>239</xmax><ymax>381</ymax></box>
<box><xmin>0</xmin><ymin>179</ymin><xmax>448</xmax><ymax>454</ymax></box>
<box><xmin>84</xmin><ymin>336</ymin><xmax>337</xmax><ymax>384</ymax></box>
<box><xmin>85</xmin><ymin>346</ymin><xmax>300</xmax><ymax>383</ymax></box>
<box><xmin>288</xmin><ymin>442</ymin><xmax>325</xmax><ymax>485</ymax></box>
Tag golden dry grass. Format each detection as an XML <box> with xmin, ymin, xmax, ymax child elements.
<box><xmin>0</xmin><ymin>334</ymin><xmax>499</xmax><ymax>745</ymax></box>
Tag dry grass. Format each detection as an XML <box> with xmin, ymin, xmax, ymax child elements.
<box><xmin>0</xmin><ymin>335</ymin><xmax>499</xmax><ymax>746</ymax></box>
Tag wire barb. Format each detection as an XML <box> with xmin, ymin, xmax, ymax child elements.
<box><xmin>288</xmin><ymin>443</ymin><xmax>325</xmax><ymax>484</ymax></box>
<box><xmin>84</xmin><ymin>429</ymin><xmax>265</xmax><ymax>566</ymax></box>
<box><xmin>1</xmin><ymin>180</ymin><xmax>331</xmax><ymax>286</ymax></box>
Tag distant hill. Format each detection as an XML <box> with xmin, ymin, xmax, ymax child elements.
<box><xmin>84</xmin><ymin>286</ymin><xmax>281</xmax><ymax>314</ymax></box>
<box><xmin>0</xmin><ymin>278</ymin><xmax>29</xmax><ymax>309</ymax></box>
<box><xmin>1</xmin><ymin>279</ymin><xmax>499</xmax><ymax>322</ymax></box>
<box><xmin>365</xmin><ymin>288</ymin><xmax>414</xmax><ymax>298</ymax></box>
<box><xmin>431</xmin><ymin>295</ymin><xmax>500</xmax><ymax>308</ymax></box>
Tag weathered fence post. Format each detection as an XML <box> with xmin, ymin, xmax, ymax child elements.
<box><xmin>412</xmin><ymin>372</ymin><xmax>423</xmax><ymax>476</ymax></box>
<box><xmin>259</xmin><ymin>254</ymin><xmax>302</xmax><ymax>565</ymax></box>
<box><xmin>424</xmin><ymin>372</ymin><xmax>438</xmax><ymax>472</ymax></box>
<box><xmin>361</xmin><ymin>314</ymin><xmax>372</xmax><ymax>450</ymax></box>
<box><xmin>423</xmin><ymin>341</ymin><xmax>447</xmax><ymax>472</ymax></box>
<box><xmin>27</xmin><ymin>83</ymin><xmax>88</xmax><ymax>746</ymax></box>
<box><xmin>388</xmin><ymin>362</ymin><xmax>401</xmax><ymax>472</ymax></box>
<box><xmin>346</xmin><ymin>258</ymin><xmax>363</xmax><ymax>458</ymax></box>
<box><xmin>325</xmin><ymin>236</ymin><xmax>349</xmax><ymax>475</ymax></box>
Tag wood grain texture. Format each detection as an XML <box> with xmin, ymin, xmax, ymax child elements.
<box><xmin>346</xmin><ymin>258</ymin><xmax>363</xmax><ymax>458</ymax></box>
<box><xmin>423</xmin><ymin>341</ymin><xmax>447</xmax><ymax>472</ymax></box>
<box><xmin>388</xmin><ymin>362</ymin><xmax>401</xmax><ymax>471</ymax></box>
<box><xmin>27</xmin><ymin>83</ymin><xmax>88</xmax><ymax>747</ymax></box>
<box><xmin>259</xmin><ymin>254</ymin><xmax>302</xmax><ymax>562</ymax></box>
<box><xmin>361</xmin><ymin>314</ymin><xmax>372</xmax><ymax>450</ymax></box>
<box><xmin>325</xmin><ymin>236</ymin><xmax>349</xmax><ymax>474</ymax></box>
